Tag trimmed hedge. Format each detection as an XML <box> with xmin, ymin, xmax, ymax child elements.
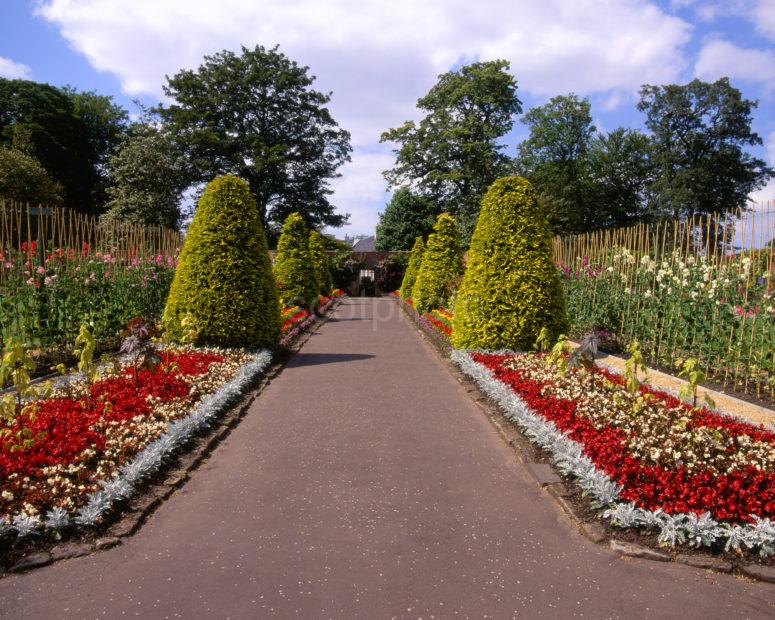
<box><xmin>309</xmin><ymin>229</ymin><xmax>334</xmax><ymax>296</ymax></box>
<box><xmin>451</xmin><ymin>176</ymin><xmax>568</xmax><ymax>350</ymax></box>
<box><xmin>413</xmin><ymin>214</ymin><xmax>463</xmax><ymax>314</ymax></box>
<box><xmin>274</xmin><ymin>213</ymin><xmax>319</xmax><ymax>309</ymax></box>
<box><xmin>162</xmin><ymin>175</ymin><xmax>280</xmax><ymax>347</ymax></box>
<box><xmin>399</xmin><ymin>236</ymin><xmax>425</xmax><ymax>299</ymax></box>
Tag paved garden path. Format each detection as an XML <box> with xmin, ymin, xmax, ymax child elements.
<box><xmin>1</xmin><ymin>297</ymin><xmax>773</xmax><ymax>618</ymax></box>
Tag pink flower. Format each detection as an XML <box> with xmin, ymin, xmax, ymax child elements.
<box><xmin>36</xmin><ymin>266</ymin><xmax>46</xmax><ymax>275</ymax></box>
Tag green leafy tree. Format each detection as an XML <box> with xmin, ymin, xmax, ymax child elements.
<box><xmin>274</xmin><ymin>213</ymin><xmax>319</xmax><ymax>309</ymax></box>
<box><xmin>163</xmin><ymin>175</ymin><xmax>279</xmax><ymax>348</ymax></box>
<box><xmin>381</xmin><ymin>60</ymin><xmax>522</xmax><ymax>240</ymax></box>
<box><xmin>399</xmin><ymin>236</ymin><xmax>425</xmax><ymax>299</ymax></box>
<box><xmin>160</xmin><ymin>45</ymin><xmax>352</xmax><ymax>231</ymax></box>
<box><xmin>0</xmin><ymin>78</ymin><xmax>128</xmax><ymax>214</ymax></box>
<box><xmin>452</xmin><ymin>177</ymin><xmax>568</xmax><ymax>350</ymax></box>
<box><xmin>413</xmin><ymin>214</ymin><xmax>463</xmax><ymax>314</ymax></box>
<box><xmin>0</xmin><ymin>146</ymin><xmax>63</xmax><ymax>205</ymax></box>
<box><xmin>638</xmin><ymin>78</ymin><xmax>773</xmax><ymax>219</ymax></box>
<box><xmin>309</xmin><ymin>229</ymin><xmax>333</xmax><ymax>296</ymax></box>
<box><xmin>63</xmin><ymin>87</ymin><xmax>129</xmax><ymax>209</ymax></box>
<box><xmin>374</xmin><ymin>188</ymin><xmax>435</xmax><ymax>251</ymax></box>
<box><xmin>515</xmin><ymin>94</ymin><xmax>596</xmax><ymax>235</ymax></box>
<box><xmin>102</xmin><ymin>120</ymin><xmax>186</xmax><ymax>229</ymax></box>
<box><xmin>586</xmin><ymin>128</ymin><xmax>654</xmax><ymax>228</ymax></box>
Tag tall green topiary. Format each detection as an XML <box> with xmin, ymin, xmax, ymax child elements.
<box><xmin>274</xmin><ymin>213</ymin><xmax>319</xmax><ymax>308</ymax></box>
<box><xmin>451</xmin><ymin>176</ymin><xmax>568</xmax><ymax>350</ymax></box>
<box><xmin>399</xmin><ymin>236</ymin><xmax>425</xmax><ymax>299</ymax></box>
<box><xmin>162</xmin><ymin>175</ymin><xmax>280</xmax><ymax>347</ymax></box>
<box><xmin>309</xmin><ymin>229</ymin><xmax>333</xmax><ymax>296</ymax></box>
<box><xmin>412</xmin><ymin>214</ymin><xmax>463</xmax><ymax>314</ymax></box>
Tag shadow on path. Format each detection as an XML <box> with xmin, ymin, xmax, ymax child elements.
<box><xmin>289</xmin><ymin>352</ymin><xmax>375</xmax><ymax>367</ymax></box>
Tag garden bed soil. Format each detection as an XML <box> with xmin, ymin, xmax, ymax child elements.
<box><xmin>0</xmin><ymin>297</ymin><xmax>343</xmax><ymax>576</ymax></box>
<box><xmin>392</xmin><ymin>296</ymin><xmax>775</xmax><ymax>580</ymax></box>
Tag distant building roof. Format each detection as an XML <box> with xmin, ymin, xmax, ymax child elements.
<box><xmin>351</xmin><ymin>235</ymin><xmax>376</xmax><ymax>251</ymax></box>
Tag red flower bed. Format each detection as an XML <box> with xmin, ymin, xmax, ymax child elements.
<box><xmin>1</xmin><ymin>349</ymin><xmax>248</xmax><ymax>519</ymax></box>
<box><xmin>473</xmin><ymin>352</ymin><xmax>775</xmax><ymax>523</ymax></box>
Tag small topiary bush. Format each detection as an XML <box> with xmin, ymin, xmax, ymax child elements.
<box><xmin>162</xmin><ymin>175</ymin><xmax>280</xmax><ymax>348</ymax></box>
<box><xmin>309</xmin><ymin>230</ymin><xmax>333</xmax><ymax>296</ymax></box>
<box><xmin>274</xmin><ymin>213</ymin><xmax>319</xmax><ymax>309</ymax></box>
<box><xmin>413</xmin><ymin>214</ymin><xmax>463</xmax><ymax>314</ymax></box>
<box><xmin>399</xmin><ymin>236</ymin><xmax>425</xmax><ymax>299</ymax></box>
<box><xmin>451</xmin><ymin>176</ymin><xmax>569</xmax><ymax>350</ymax></box>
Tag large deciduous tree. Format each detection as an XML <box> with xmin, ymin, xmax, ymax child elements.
<box><xmin>586</xmin><ymin>128</ymin><xmax>654</xmax><ymax>228</ymax></box>
<box><xmin>102</xmin><ymin>119</ymin><xmax>187</xmax><ymax>229</ymax></box>
<box><xmin>0</xmin><ymin>78</ymin><xmax>127</xmax><ymax>215</ymax></box>
<box><xmin>159</xmin><ymin>45</ymin><xmax>352</xmax><ymax>231</ymax></box>
<box><xmin>374</xmin><ymin>188</ymin><xmax>435</xmax><ymax>251</ymax></box>
<box><xmin>380</xmin><ymin>60</ymin><xmax>522</xmax><ymax>241</ymax></box>
<box><xmin>638</xmin><ymin>78</ymin><xmax>773</xmax><ymax>219</ymax></box>
<box><xmin>515</xmin><ymin>94</ymin><xmax>596</xmax><ymax>235</ymax></box>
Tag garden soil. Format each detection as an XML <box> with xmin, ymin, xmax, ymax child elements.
<box><xmin>0</xmin><ymin>297</ymin><xmax>772</xmax><ymax>618</ymax></box>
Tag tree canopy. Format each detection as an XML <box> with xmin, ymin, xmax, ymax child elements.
<box><xmin>0</xmin><ymin>78</ymin><xmax>127</xmax><ymax>215</ymax></box>
<box><xmin>160</xmin><ymin>45</ymin><xmax>352</xmax><ymax>231</ymax></box>
<box><xmin>0</xmin><ymin>146</ymin><xmax>63</xmax><ymax>206</ymax></box>
<box><xmin>515</xmin><ymin>94</ymin><xmax>596</xmax><ymax>235</ymax></box>
<box><xmin>374</xmin><ymin>188</ymin><xmax>435</xmax><ymax>251</ymax></box>
<box><xmin>381</xmin><ymin>60</ymin><xmax>522</xmax><ymax>241</ymax></box>
<box><xmin>102</xmin><ymin>119</ymin><xmax>187</xmax><ymax>229</ymax></box>
<box><xmin>638</xmin><ymin>77</ymin><xmax>772</xmax><ymax>219</ymax></box>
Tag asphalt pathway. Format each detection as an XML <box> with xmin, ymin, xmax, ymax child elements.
<box><xmin>0</xmin><ymin>297</ymin><xmax>773</xmax><ymax>618</ymax></box>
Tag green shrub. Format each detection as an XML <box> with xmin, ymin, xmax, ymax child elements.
<box><xmin>309</xmin><ymin>229</ymin><xmax>333</xmax><ymax>296</ymax></box>
<box><xmin>274</xmin><ymin>213</ymin><xmax>319</xmax><ymax>308</ymax></box>
<box><xmin>413</xmin><ymin>214</ymin><xmax>463</xmax><ymax>314</ymax></box>
<box><xmin>399</xmin><ymin>236</ymin><xmax>425</xmax><ymax>299</ymax></box>
<box><xmin>162</xmin><ymin>175</ymin><xmax>279</xmax><ymax>347</ymax></box>
<box><xmin>451</xmin><ymin>176</ymin><xmax>568</xmax><ymax>350</ymax></box>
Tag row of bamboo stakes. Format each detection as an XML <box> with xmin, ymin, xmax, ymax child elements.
<box><xmin>552</xmin><ymin>202</ymin><xmax>775</xmax><ymax>402</ymax></box>
<box><xmin>0</xmin><ymin>200</ymin><xmax>183</xmax><ymax>283</ymax></box>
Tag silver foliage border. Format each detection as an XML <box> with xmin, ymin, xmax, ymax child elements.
<box><xmin>451</xmin><ymin>349</ymin><xmax>775</xmax><ymax>557</ymax></box>
<box><xmin>2</xmin><ymin>349</ymin><xmax>273</xmax><ymax>540</ymax></box>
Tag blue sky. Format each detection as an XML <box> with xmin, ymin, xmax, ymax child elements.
<box><xmin>1</xmin><ymin>0</ymin><xmax>774</xmax><ymax>236</ymax></box>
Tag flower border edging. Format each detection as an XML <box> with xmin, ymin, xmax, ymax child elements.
<box><xmin>450</xmin><ymin>349</ymin><xmax>775</xmax><ymax>561</ymax></box>
<box><xmin>2</xmin><ymin>349</ymin><xmax>273</xmax><ymax>541</ymax></box>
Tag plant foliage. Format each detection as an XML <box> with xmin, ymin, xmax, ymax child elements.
<box><xmin>452</xmin><ymin>176</ymin><xmax>568</xmax><ymax>349</ymax></box>
<box><xmin>163</xmin><ymin>175</ymin><xmax>279</xmax><ymax>347</ymax></box>
<box><xmin>399</xmin><ymin>236</ymin><xmax>425</xmax><ymax>299</ymax></box>
<box><xmin>273</xmin><ymin>213</ymin><xmax>318</xmax><ymax>308</ymax></box>
<box><xmin>413</xmin><ymin>214</ymin><xmax>463</xmax><ymax>314</ymax></box>
<box><xmin>309</xmin><ymin>229</ymin><xmax>333</xmax><ymax>296</ymax></box>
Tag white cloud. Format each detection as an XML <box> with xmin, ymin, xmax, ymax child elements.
<box><xmin>36</xmin><ymin>0</ymin><xmax>692</xmax><ymax>234</ymax></box>
<box><xmin>753</xmin><ymin>0</ymin><xmax>775</xmax><ymax>41</ymax></box>
<box><xmin>695</xmin><ymin>39</ymin><xmax>775</xmax><ymax>94</ymax></box>
<box><xmin>0</xmin><ymin>56</ymin><xmax>31</xmax><ymax>79</ymax></box>
<box><xmin>326</xmin><ymin>148</ymin><xmax>393</xmax><ymax>237</ymax></box>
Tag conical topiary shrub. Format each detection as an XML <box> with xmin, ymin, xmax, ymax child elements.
<box><xmin>274</xmin><ymin>213</ymin><xmax>319</xmax><ymax>309</ymax></box>
<box><xmin>451</xmin><ymin>176</ymin><xmax>568</xmax><ymax>350</ymax></box>
<box><xmin>309</xmin><ymin>230</ymin><xmax>333</xmax><ymax>296</ymax></box>
<box><xmin>412</xmin><ymin>214</ymin><xmax>463</xmax><ymax>314</ymax></box>
<box><xmin>163</xmin><ymin>174</ymin><xmax>280</xmax><ymax>348</ymax></box>
<box><xmin>399</xmin><ymin>236</ymin><xmax>425</xmax><ymax>299</ymax></box>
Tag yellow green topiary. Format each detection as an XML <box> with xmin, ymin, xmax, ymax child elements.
<box><xmin>399</xmin><ymin>236</ymin><xmax>425</xmax><ymax>299</ymax></box>
<box><xmin>162</xmin><ymin>175</ymin><xmax>280</xmax><ymax>347</ymax></box>
<box><xmin>274</xmin><ymin>213</ymin><xmax>319</xmax><ymax>308</ymax></box>
<box><xmin>309</xmin><ymin>230</ymin><xmax>333</xmax><ymax>296</ymax></box>
<box><xmin>412</xmin><ymin>214</ymin><xmax>463</xmax><ymax>314</ymax></box>
<box><xmin>451</xmin><ymin>176</ymin><xmax>569</xmax><ymax>350</ymax></box>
